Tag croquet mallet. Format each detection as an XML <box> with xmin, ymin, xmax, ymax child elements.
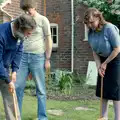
<box><xmin>12</xmin><ymin>90</ymin><xmax>18</xmax><ymax>120</ymax></box>
<box><xmin>46</xmin><ymin>67</ymin><xmax>50</xmax><ymax>87</ymax></box>
<box><xmin>97</xmin><ymin>77</ymin><xmax>106</xmax><ymax>120</ymax></box>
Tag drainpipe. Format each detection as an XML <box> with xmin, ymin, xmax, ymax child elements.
<box><xmin>44</xmin><ymin>0</ymin><xmax>46</xmax><ymax>16</ymax></box>
<box><xmin>71</xmin><ymin>0</ymin><xmax>74</xmax><ymax>73</ymax></box>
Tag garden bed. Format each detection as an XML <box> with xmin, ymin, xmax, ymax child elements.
<box><xmin>47</xmin><ymin>85</ymin><xmax>98</xmax><ymax>101</ymax></box>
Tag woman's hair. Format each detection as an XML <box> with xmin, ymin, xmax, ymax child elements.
<box><xmin>20</xmin><ymin>0</ymin><xmax>37</xmax><ymax>11</ymax></box>
<box><xmin>84</xmin><ymin>8</ymin><xmax>106</xmax><ymax>28</ymax></box>
<box><xmin>14</xmin><ymin>14</ymin><xmax>36</xmax><ymax>31</ymax></box>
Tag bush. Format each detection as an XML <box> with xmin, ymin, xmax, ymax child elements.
<box><xmin>72</xmin><ymin>73</ymin><xmax>87</xmax><ymax>86</ymax></box>
<box><xmin>49</xmin><ymin>69</ymin><xmax>73</xmax><ymax>94</ymax></box>
<box><xmin>25</xmin><ymin>79</ymin><xmax>36</xmax><ymax>89</ymax></box>
<box><xmin>76</xmin><ymin>0</ymin><xmax>120</xmax><ymax>28</ymax></box>
<box><xmin>58</xmin><ymin>72</ymin><xmax>73</xmax><ymax>95</ymax></box>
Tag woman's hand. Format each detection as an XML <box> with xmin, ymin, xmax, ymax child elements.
<box><xmin>98</xmin><ymin>62</ymin><xmax>107</xmax><ymax>77</ymax></box>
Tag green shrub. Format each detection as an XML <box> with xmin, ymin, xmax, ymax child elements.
<box><xmin>58</xmin><ymin>73</ymin><xmax>73</xmax><ymax>95</ymax></box>
<box><xmin>25</xmin><ymin>79</ymin><xmax>36</xmax><ymax>89</ymax></box>
<box><xmin>72</xmin><ymin>73</ymin><xmax>87</xmax><ymax>86</ymax></box>
<box><xmin>25</xmin><ymin>79</ymin><xmax>36</xmax><ymax>96</ymax></box>
<box><xmin>76</xmin><ymin>0</ymin><xmax>120</xmax><ymax>28</ymax></box>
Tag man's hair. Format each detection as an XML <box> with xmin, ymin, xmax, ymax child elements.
<box><xmin>14</xmin><ymin>14</ymin><xmax>36</xmax><ymax>31</ymax></box>
<box><xmin>20</xmin><ymin>0</ymin><xmax>37</xmax><ymax>11</ymax></box>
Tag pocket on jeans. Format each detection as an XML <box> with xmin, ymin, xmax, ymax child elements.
<box><xmin>31</xmin><ymin>54</ymin><xmax>45</xmax><ymax>62</ymax></box>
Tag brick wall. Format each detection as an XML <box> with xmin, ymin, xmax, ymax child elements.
<box><xmin>45</xmin><ymin>1</ymin><xmax>94</xmax><ymax>74</ymax></box>
<box><xmin>3</xmin><ymin>0</ymin><xmax>22</xmax><ymax>18</ymax></box>
<box><xmin>3</xmin><ymin>0</ymin><xmax>42</xmax><ymax>18</ymax></box>
<box><xmin>45</xmin><ymin>0</ymin><xmax>72</xmax><ymax>72</ymax></box>
<box><xmin>74</xmin><ymin>4</ymin><xmax>94</xmax><ymax>74</ymax></box>
<box><xmin>0</xmin><ymin>11</ymin><xmax>3</xmax><ymax>23</ymax></box>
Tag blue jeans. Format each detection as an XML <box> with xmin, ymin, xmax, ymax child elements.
<box><xmin>15</xmin><ymin>53</ymin><xmax>48</xmax><ymax>120</ymax></box>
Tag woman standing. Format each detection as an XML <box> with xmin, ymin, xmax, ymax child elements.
<box><xmin>84</xmin><ymin>8</ymin><xmax>120</xmax><ymax>120</ymax></box>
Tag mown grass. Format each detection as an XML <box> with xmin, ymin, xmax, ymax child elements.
<box><xmin>0</xmin><ymin>95</ymin><xmax>114</xmax><ymax>120</ymax></box>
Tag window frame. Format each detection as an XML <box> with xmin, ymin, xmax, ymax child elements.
<box><xmin>83</xmin><ymin>24</ymin><xmax>88</xmax><ymax>41</ymax></box>
<box><xmin>50</xmin><ymin>23</ymin><xmax>58</xmax><ymax>48</ymax></box>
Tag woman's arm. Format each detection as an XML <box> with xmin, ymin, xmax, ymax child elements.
<box><xmin>93</xmin><ymin>51</ymin><xmax>105</xmax><ymax>77</ymax></box>
<box><xmin>93</xmin><ymin>51</ymin><xmax>101</xmax><ymax>70</ymax></box>
<box><xmin>100</xmin><ymin>47</ymin><xmax>120</xmax><ymax>76</ymax></box>
<box><xmin>104</xmin><ymin>47</ymin><xmax>120</xmax><ymax>64</ymax></box>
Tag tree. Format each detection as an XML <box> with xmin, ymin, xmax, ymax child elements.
<box><xmin>0</xmin><ymin>0</ymin><xmax>4</xmax><ymax>4</ymax></box>
<box><xmin>76</xmin><ymin>0</ymin><xmax>120</xmax><ymax>28</ymax></box>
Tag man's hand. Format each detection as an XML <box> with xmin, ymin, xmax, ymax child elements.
<box><xmin>8</xmin><ymin>81</ymin><xmax>15</xmax><ymax>93</ymax></box>
<box><xmin>11</xmin><ymin>72</ymin><xmax>17</xmax><ymax>83</ymax></box>
<box><xmin>45</xmin><ymin>59</ymin><xmax>50</xmax><ymax>71</ymax></box>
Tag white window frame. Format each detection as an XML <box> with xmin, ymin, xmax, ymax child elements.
<box><xmin>83</xmin><ymin>24</ymin><xmax>88</xmax><ymax>41</ymax></box>
<box><xmin>50</xmin><ymin>23</ymin><xmax>58</xmax><ymax>48</ymax></box>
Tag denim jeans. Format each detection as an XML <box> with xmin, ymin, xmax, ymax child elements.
<box><xmin>15</xmin><ymin>53</ymin><xmax>48</xmax><ymax>120</ymax></box>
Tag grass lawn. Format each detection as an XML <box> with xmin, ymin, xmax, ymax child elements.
<box><xmin>0</xmin><ymin>95</ymin><xmax>114</xmax><ymax>120</ymax></box>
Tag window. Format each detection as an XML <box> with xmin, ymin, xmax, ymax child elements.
<box><xmin>83</xmin><ymin>24</ymin><xmax>88</xmax><ymax>41</ymax></box>
<box><xmin>50</xmin><ymin>23</ymin><xmax>58</xmax><ymax>48</ymax></box>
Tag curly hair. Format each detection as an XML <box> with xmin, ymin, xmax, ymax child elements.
<box><xmin>84</xmin><ymin>8</ymin><xmax>106</xmax><ymax>29</ymax></box>
<box><xmin>14</xmin><ymin>14</ymin><xmax>36</xmax><ymax>31</ymax></box>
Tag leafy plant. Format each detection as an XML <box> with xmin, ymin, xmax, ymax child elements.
<box><xmin>25</xmin><ymin>79</ymin><xmax>36</xmax><ymax>89</ymax></box>
<box><xmin>72</xmin><ymin>73</ymin><xmax>87</xmax><ymax>86</ymax></box>
<box><xmin>76</xmin><ymin>0</ymin><xmax>120</xmax><ymax>28</ymax></box>
<box><xmin>25</xmin><ymin>79</ymin><xmax>36</xmax><ymax>96</ymax></box>
<box><xmin>53</xmin><ymin>69</ymin><xmax>73</xmax><ymax>94</ymax></box>
<box><xmin>58</xmin><ymin>73</ymin><xmax>73</xmax><ymax>95</ymax></box>
<box><xmin>0</xmin><ymin>0</ymin><xmax>4</xmax><ymax>4</ymax></box>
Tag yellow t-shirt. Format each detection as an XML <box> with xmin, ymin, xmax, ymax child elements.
<box><xmin>23</xmin><ymin>12</ymin><xmax>51</xmax><ymax>54</ymax></box>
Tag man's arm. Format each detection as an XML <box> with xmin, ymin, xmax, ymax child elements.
<box><xmin>45</xmin><ymin>35</ymin><xmax>52</xmax><ymax>60</ymax></box>
<box><xmin>44</xmin><ymin>35</ymin><xmax>52</xmax><ymax>71</ymax></box>
<box><xmin>11</xmin><ymin>41</ymin><xmax>23</xmax><ymax>82</ymax></box>
<box><xmin>43</xmin><ymin>16</ymin><xmax>53</xmax><ymax>69</ymax></box>
<box><xmin>0</xmin><ymin>37</ymin><xmax>11</xmax><ymax>83</ymax></box>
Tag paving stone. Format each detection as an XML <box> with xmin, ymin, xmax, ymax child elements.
<box><xmin>47</xmin><ymin>109</ymin><xmax>64</xmax><ymax>116</ymax></box>
<box><xmin>75</xmin><ymin>106</ymin><xmax>95</xmax><ymax>111</ymax></box>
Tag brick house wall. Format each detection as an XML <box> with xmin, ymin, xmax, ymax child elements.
<box><xmin>3</xmin><ymin>0</ymin><xmax>22</xmax><ymax>18</ymax></box>
<box><xmin>45</xmin><ymin>0</ymin><xmax>72</xmax><ymax>72</ymax></box>
<box><xmin>3</xmin><ymin>0</ymin><xmax>42</xmax><ymax>18</ymax></box>
<box><xmin>45</xmin><ymin>1</ymin><xmax>94</xmax><ymax>74</ymax></box>
<box><xmin>0</xmin><ymin>9</ymin><xmax>11</xmax><ymax>23</ymax></box>
<box><xmin>0</xmin><ymin>11</ymin><xmax>4</xmax><ymax>23</ymax></box>
<box><xmin>74</xmin><ymin>4</ymin><xmax>94</xmax><ymax>74</ymax></box>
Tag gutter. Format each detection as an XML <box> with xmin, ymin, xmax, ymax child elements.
<box><xmin>71</xmin><ymin>0</ymin><xmax>74</xmax><ymax>73</ymax></box>
<box><xmin>0</xmin><ymin>0</ymin><xmax>13</xmax><ymax>20</ymax></box>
